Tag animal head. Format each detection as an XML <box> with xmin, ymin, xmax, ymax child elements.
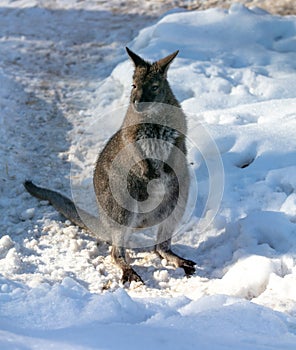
<box><xmin>126</xmin><ymin>47</ymin><xmax>179</xmax><ymax>112</ymax></box>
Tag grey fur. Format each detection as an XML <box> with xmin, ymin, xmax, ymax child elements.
<box><xmin>24</xmin><ymin>48</ymin><xmax>196</xmax><ymax>284</ymax></box>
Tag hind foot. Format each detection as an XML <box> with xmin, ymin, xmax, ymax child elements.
<box><xmin>178</xmin><ymin>258</ymin><xmax>196</xmax><ymax>276</ymax></box>
<box><xmin>111</xmin><ymin>246</ymin><xmax>144</xmax><ymax>285</ymax></box>
<box><xmin>156</xmin><ymin>248</ymin><xmax>196</xmax><ymax>277</ymax></box>
<box><xmin>121</xmin><ymin>267</ymin><xmax>143</xmax><ymax>284</ymax></box>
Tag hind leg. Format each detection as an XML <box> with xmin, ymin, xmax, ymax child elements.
<box><xmin>100</xmin><ymin>205</ymin><xmax>143</xmax><ymax>284</ymax></box>
<box><xmin>111</xmin><ymin>245</ymin><xmax>143</xmax><ymax>284</ymax></box>
<box><xmin>155</xmin><ymin>228</ymin><xmax>195</xmax><ymax>276</ymax></box>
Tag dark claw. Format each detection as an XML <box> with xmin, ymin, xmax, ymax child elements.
<box><xmin>121</xmin><ymin>268</ymin><xmax>144</xmax><ymax>284</ymax></box>
<box><xmin>180</xmin><ymin>259</ymin><xmax>196</xmax><ymax>277</ymax></box>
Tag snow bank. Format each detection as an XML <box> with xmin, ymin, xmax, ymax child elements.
<box><xmin>1</xmin><ymin>276</ymin><xmax>296</xmax><ymax>350</ymax></box>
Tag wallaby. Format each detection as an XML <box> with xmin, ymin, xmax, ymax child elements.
<box><xmin>24</xmin><ymin>47</ymin><xmax>196</xmax><ymax>284</ymax></box>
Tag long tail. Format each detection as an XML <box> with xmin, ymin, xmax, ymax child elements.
<box><xmin>24</xmin><ymin>181</ymin><xmax>96</xmax><ymax>232</ymax></box>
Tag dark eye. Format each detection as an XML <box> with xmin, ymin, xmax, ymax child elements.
<box><xmin>151</xmin><ymin>85</ymin><xmax>159</xmax><ymax>92</ymax></box>
<box><xmin>131</xmin><ymin>84</ymin><xmax>136</xmax><ymax>89</ymax></box>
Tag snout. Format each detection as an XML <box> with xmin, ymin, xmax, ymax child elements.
<box><xmin>133</xmin><ymin>100</ymin><xmax>149</xmax><ymax>112</ymax></box>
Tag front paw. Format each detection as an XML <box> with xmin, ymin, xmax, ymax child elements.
<box><xmin>136</xmin><ymin>160</ymin><xmax>160</xmax><ymax>180</ymax></box>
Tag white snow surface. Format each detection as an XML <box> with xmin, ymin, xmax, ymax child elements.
<box><xmin>1</xmin><ymin>1</ymin><xmax>296</xmax><ymax>349</ymax></box>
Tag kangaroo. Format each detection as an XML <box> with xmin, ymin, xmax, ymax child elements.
<box><xmin>24</xmin><ymin>47</ymin><xmax>196</xmax><ymax>284</ymax></box>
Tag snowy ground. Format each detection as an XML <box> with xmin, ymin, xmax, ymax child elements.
<box><xmin>1</xmin><ymin>1</ymin><xmax>296</xmax><ymax>349</ymax></box>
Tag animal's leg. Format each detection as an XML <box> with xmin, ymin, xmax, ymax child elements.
<box><xmin>155</xmin><ymin>236</ymin><xmax>196</xmax><ymax>277</ymax></box>
<box><xmin>111</xmin><ymin>245</ymin><xmax>143</xmax><ymax>284</ymax></box>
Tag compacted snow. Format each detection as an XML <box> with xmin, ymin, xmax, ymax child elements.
<box><xmin>1</xmin><ymin>1</ymin><xmax>296</xmax><ymax>349</ymax></box>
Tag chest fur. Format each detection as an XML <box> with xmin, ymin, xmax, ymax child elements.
<box><xmin>136</xmin><ymin>124</ymin><xmax>180</xmax><ymax>160</ymax></box>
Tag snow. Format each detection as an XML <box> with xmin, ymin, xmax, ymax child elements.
<box><xmin>1</xmin><ymin>1</ymin><xmax>296</xmax><ymax>349</ymax></box>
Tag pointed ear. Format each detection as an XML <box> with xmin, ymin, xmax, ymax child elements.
<box><xmin>157</xmin><ymin>50</ymin><xmax>179</xmax><ymax>76</ymax></box>
<box><xmin>126</xmin><ymin>47</ymin><xmax>148</xmax><ymax>67</ymax></box>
